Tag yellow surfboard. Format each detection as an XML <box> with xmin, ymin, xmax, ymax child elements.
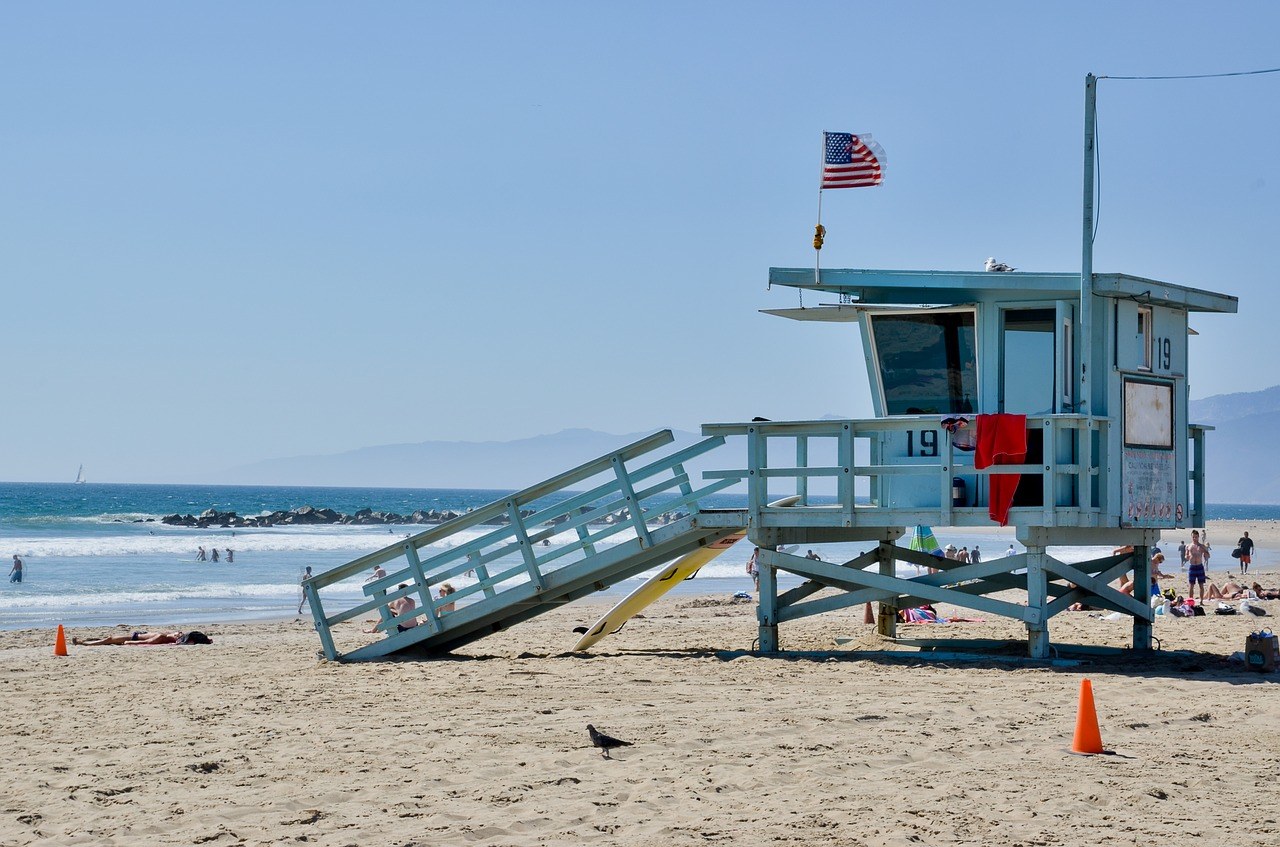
<box><xmin>572</xmin><ymin>495</ymin><xmax>801</xmax><ymax>651</ymax></box>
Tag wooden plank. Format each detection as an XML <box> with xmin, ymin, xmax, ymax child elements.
<box><xmin>1044</xmin><ymin>558</ymin><xmax>1151</xmax><ymax>619</ymax></box>
<box><xmin>611</xmin><ymin>455</ymin><xmax>654</xmax><ymax>549</ymax></box>
<box><xmin>404</xmin><ymin>543</ymin><xmax>442</xmax><ymax>635</ymax></box>
<box><xmin>774</xmin><ymin>553</ymin><xmax>1036</xmax><ymax>623</ymax></box>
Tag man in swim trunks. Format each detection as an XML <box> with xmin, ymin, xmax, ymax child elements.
<box><xmin>1186</xmin><ymin>530</ymin><xmax>1210</xmax><ymax>603</ymax></box>
<box><xmin>1237</xmin><ymin>531</ymin><xmax>1254</xmax><ymax>576</ymax></box>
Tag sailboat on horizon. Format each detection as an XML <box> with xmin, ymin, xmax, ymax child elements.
<box><xmin>74</xmin><ymin>464</ymin><xmax>86</xmax><ymax>484</ymax></box>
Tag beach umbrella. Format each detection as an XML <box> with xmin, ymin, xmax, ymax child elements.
<box><xmin>906</xmin><ymin>525</ymin><xmax>942</xmax><ymax>575</ymax></box>
<box><xmin>909</xmin><ymin>525</ymin><xmax>941</xmax><ymax>555</ymax></box>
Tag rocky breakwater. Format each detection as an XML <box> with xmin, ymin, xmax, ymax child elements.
<box><xmin>160</xmin><ymin>505</ymin><xmax>466</xmax><ymax>529</ymax></box>
<box><xmin>161</xmin><ymin>505</ymin><xmax>691</xmax><ymax>530</ymax></box>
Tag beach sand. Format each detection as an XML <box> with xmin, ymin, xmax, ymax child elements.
<box><xmin>3</xmin><ymin>520</ymin><xmax>1278</xmax><ymax>846</ymax></box>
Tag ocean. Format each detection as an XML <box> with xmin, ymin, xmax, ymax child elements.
<box><xmin>0</xmin><ymin>481</ymin><xmax>1270</xmax><ymax>632</ymax></box>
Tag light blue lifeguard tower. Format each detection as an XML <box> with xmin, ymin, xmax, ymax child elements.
<box><xmin>303</xmin><ymin>76</ymin><xmax>1238</xmax><ymax>661</ymax></box>
<box><xmin>302</xmin><ymin>259</ymin><xmax>1235</xmax><ymax>661</ymax></box>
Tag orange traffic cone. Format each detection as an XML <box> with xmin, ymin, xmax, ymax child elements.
<box><xmin>54</xmin><ymin>624</ymin><xmax>69</xmax><ymax>657</ymax></box>
<box><xmin>1070</xmin><ymin>678</ymin><xmax>1105</xmax><ymax>755</ymax></box>
<box><xmin>864</xmin><ymin>602</ymin><xmax>875</xmax><ymax>625</ymax></box>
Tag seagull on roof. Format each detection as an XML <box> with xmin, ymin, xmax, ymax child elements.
<box><xmin>985</xmin><ymin>257</ymin><xmax>1016</xmax><ymax>272</ymax></box>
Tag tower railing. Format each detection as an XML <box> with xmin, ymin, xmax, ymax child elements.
<box><xmin>702</xmin><ymin>415</ymin><xmax>1110</xmax><ymax>530</ymax></box>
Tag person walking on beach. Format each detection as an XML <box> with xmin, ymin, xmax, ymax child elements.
<box><xmin>1187</xmin><ymin>530</ymin><xmax>1210</xmax><ymax>603</ymax></box>
<box><xmin>1237</xmin><ymin>531</ymin><xmax>1254</xmax><ymax>576</ymax></box>
<box><xmin>1005</xmin><ymin>543</ymin><xmax>1016</xmax><ymax>557</ymax></box>
<box><xmin>210</xmin><ymin>547</ymin><xmax>219</xmax><ymax>563</ymax></box>
<box><xmin>1178</xmin><ymin>539</ymin><xmax>1188</xmax><ymax>571</ymax></box>
<box><xmin>971</xmin><ymin>546</ymin><xmax>982</xmax><ymax>564</ymax></box>
<box><xmin>298</xmin><ymin>566</ymin><xmax>313</xmax><ymax>615</ymax></box>
<box><xmin>746</xmin><ymin>547</ymin><xmax>761</xmax><ymax>592</ymax></box>
<box><xmin>9</xmin><ymin>555</ymin><xmax>23</xmax><ymax>583</ymax></box>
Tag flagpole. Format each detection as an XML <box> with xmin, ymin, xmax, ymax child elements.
<box><xmin>1080</xmin><ymin>74</ymin><xmax>1096</xmax><ymax>416</ymax></box>
<box><xmin>815</xmin><ymin>132</ymin><xmax>825</xmax><ymax>286</ymax></box>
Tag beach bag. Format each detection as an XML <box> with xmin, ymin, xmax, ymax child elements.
<box><xmin>1231</xmin><ymin>547</ymin><xmax>1242</xmax><ymax>559</ymax></box>
<box><xmin>1191</xmin><ymin>604</ymin><xmax>1206</xmax><ymax>616</ymax></box>
<box><xmin>1215</xmin><ymin>603</ymin><xmax>1237</xmax><ymax>616</ymax></box>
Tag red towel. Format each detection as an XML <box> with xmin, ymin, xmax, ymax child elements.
<box><xmin>975</xmin><ymin>414</ymin><xmax>1027</xmax><ymax>526</ymax></box>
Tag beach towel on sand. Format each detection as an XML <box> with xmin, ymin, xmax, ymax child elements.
<box><xmin>975</xmin><ymin>414</ymin><xmax>1027</xmax><ymax>526</ymax></box>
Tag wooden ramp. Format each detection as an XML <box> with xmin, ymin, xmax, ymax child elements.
<box><xmin>303</xmin><ymin>431</ymin><xmax>745</xmax><ymax>661</ymax></box>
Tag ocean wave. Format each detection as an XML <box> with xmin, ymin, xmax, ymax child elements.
<box><xmin>0</xmin><ymin>523</ymin><xmax>642</xmax><ymax>558</ymax></box>
<box><xmin>0</xmin><ymin>582</ymin><xmax>330</xmax><ymax>609</ymax></box>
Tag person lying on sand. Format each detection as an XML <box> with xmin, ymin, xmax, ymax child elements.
<box><xmin>1250</xmin><ymin>583</ymin><xmax>1280</xmax><ymax>600</ymax></box>
<box><xmin>1203</xmin><ymin>580</ymin><xmax>1254</xmax><ymax>601</ymax></box>
<box><xmin>72</xmin><ymin>630</ymin><xmax>212</xmax><ymax>646</ymax></box>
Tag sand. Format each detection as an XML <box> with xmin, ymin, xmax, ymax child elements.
<box><xmin>2</xmin><ymin>519</ymin><xmax>1278</xmax><ymax>846</ymax></box>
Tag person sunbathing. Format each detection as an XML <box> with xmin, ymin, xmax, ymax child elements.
<box><xmin>72</xmin><ymin>630</ymin><xmax>211</xmax><ymax>646</ymax></box>
<box><xmin>1207</xmin><ymin>580</ymin><xmax>1250</xmax><ymax>600</ymax></box>
<box><xmin>1250</xmin><ymin>583</ymin><xmax>1280</xmax><ymax>600</ymax></box>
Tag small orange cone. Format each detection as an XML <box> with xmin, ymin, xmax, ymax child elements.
<box><xmin>1070</xmin><ymin>678</ymin><xmax>1105</xmax><ymax>755</ymax></box>
<box><xmin>864</xmin><ymin>602</ymin><xmax>875</xmax><ymax>625</ymax></box>
<box><xmin>54</xmin><ymin>624</ymin><xmax>69</xmax><ymax>657</ymax></box>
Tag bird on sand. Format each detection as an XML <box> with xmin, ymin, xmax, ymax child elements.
<box><xmin>587</xmin><ymin>724</ymin><xmax>633</xmax><ymax>759</ymax></box>
<box><xmin>984</xmin><ymin>257</ymin><xmax>1016</xmax><ymax>272</ymax></box>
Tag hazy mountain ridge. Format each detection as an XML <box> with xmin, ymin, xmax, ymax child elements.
<box><xmin>1190</xmin><ymin>388</ymin><xmax>1280</xmax><ymax>504</ymax></box>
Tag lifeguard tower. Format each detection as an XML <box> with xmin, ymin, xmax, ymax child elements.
<box><xmin>301</xmin><ymin>261</ymin><xmax>1235</xmax><ymax>661</ymax></box>
<box><xmin>711</xmin><ymin>265</ymin><xmax>1237</xmax><ymax>657</ymax></box>
<box><xmin>302</xmin><ymin>76</ymin><xmax>1238</xmax><ymax>661</ymax></box>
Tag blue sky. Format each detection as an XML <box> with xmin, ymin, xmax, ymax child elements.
<box><xmin>3</xmin><ymin>3</ymin><xmax>1277</xmax><ymax>483</ymax></box>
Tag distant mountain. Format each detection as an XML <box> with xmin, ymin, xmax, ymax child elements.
<box><xmin>1189</xmin><ymin>385</ymin><xmax>1280</xmax><ymax>427</ymax></box>
<box><xmin>217</xmin><ymin>428</ymin><xmax>712</xmax><ymax>489</ymax></box>
<box><xmin>1190</xmin><ymin>387</ymin><xmax>1280</xmax><ymax>504</ymax></box>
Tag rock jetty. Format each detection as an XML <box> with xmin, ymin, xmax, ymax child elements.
<box><xmin>160</xmin><ymin>505</ymin><xmax>688</xmax><ymax>529</ymax></box>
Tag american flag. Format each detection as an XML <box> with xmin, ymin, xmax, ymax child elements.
<box><xmin>822</xmin><ymin>131</ymin><xmax>886</xmax><ymax>189</ymax></box>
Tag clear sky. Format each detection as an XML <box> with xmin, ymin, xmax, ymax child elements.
<box><xmin>3</xmin><ymin>2</ymin><xmax>1277</xmax><ymax>483</ymax></box>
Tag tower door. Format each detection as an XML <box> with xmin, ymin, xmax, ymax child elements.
<box><xmin>1000</xmin><ymin>307</ymin><xmax>1058</xmax><ymax>414</ymax></box>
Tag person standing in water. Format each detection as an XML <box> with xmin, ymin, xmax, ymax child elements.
<box><xmin>298</xmin><ymin>566</ymin><xmax>313</xmax><ymax>615</ymax></box>
<box><xmin>9</xmin><ymin>555</ymin><xmax>23</xmax><ymax>583</ymax></box>
<box><xmin>225</xmin><ymin>548</ymin><xmax>234</xmax><ymax>564</ymax></box>
<box><xmin>210</xmin><ymin>547</ymin><xmax>219</xmax><ymax>563</ymax></box>
<box><xmin>196</xmin><ymin>546</ymin><xmax>207</xmax><ymax>562</ymax></box>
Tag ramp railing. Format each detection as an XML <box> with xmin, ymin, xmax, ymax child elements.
<box><xmin>304</xmin><ymin>430</ymin><xmax>741</xmax><ymax>660</ymax></box>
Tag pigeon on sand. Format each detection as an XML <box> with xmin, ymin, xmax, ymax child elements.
<box><xmin>587</xmin><ymin>724</ymin><xmax>633</xmax><ymax>759</ymax></box>
<box><xmin>984</xmin><ymin>257</ymin><xmax>1016</xmax><ymax>272</ymax></box>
